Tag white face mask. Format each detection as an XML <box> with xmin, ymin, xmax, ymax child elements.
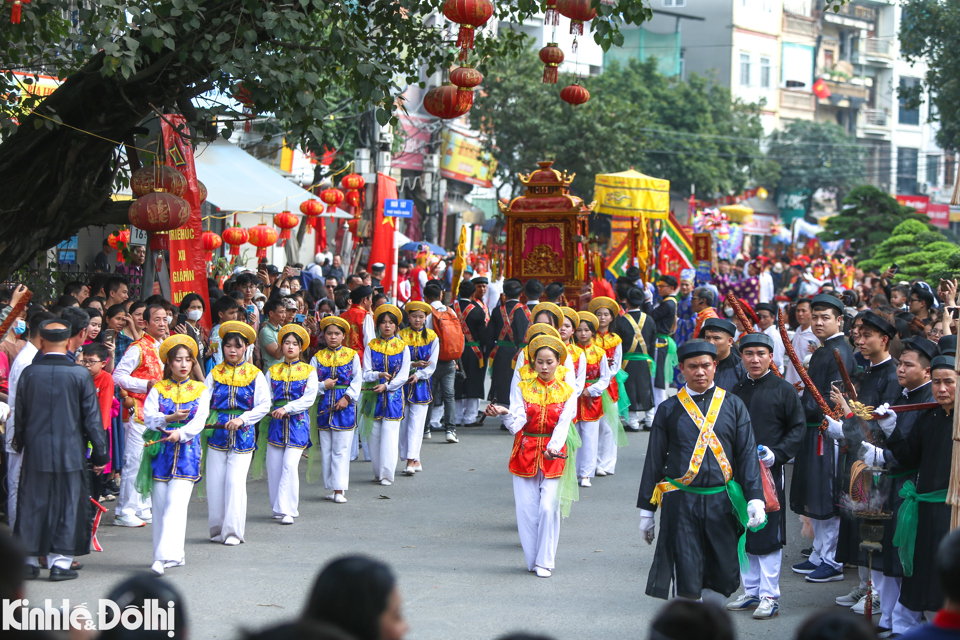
<box><xmin>187</xmin><ymin>309</ymin><xmax>203</xmax><ymax>322</ymax></box>
<box><xmin>166</xmin><ymin>315</ymin><xmax>174</xmax><ymax>325</ymax></box>
<box><xmin>256</xmin><ymin>301</ymin><xmax>264</xmax><ymax>310</ymax></box>
<box><xmin>279</xmin><ymin>288</ymin><xmax>291</xmax><ymax>297</ymax></box>
<box><xmin>723</xmin><ymin>307</ymin><xmax>735</xmax><ymax>317</ymax></box>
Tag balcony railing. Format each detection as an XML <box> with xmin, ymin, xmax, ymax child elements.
<box><xmin>863</xmin><ymin>38</ymin><xmax>892</xmax><ymax>56</ymax></box>
<box><xmin>861</xmin><ymin>108</ymin><xmax>889</xmax><ymax>128</ymax></box>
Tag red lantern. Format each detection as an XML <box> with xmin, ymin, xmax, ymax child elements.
<box><xmin>109</xmin><ymin>229</ymin><xmax>131</xmax><ymax>263</ymax></box>
<box><xmin>128</xmin><ymin>192</ymin><xmax>191</xmax><ymax>232</ymax></box>
<box><xmin>248</xmin><ymin>224</ymin><xmax>279</xmax><ymax>259</ymax></box>
<box><xmin>560</xmin><ymin>82</ymin><xmax>590</xmax><ymax>106</ymax></box>
<box><xmin>7</xmin><ymin>0</ymin><xmax>30</xmax><ymax>24</ymax></box>
<box><xmin>451</xmin><ymin>66</ymin><xmax>483</xmax><ymax>110</ymax></box>
<box><xmin>424</xmin><ymin>83</ymin><xmax>472</xmax><ymax>120</ymax></box>
<box><xmin>539</xmin><ymin>43</ymin><xmax>564</xmax><ymax>84</ymax></box>
<box><xmin>544</xmin><ymin>0</ymin><xmax>559</xmax><ymax>25</ymax></box>
<box><xmin>556</xmin><ymin>0</ymin><xmax>596</xmax><ymax>36</ymax></box>
<box><xmin>341</xmin><ymin>174</ymin><xmax>366</xmax><ymax>212</ymax></box>
<box><xmin>130</xmin><ymin>164</ymin><xmax>187</xmax><ymax>198</ymax></box>
<box><xmin>273</xmin><ymin>210</ymin><xmax>299</xmax><ymax>246</ymax></box>
<box><xmin>319</xmin><ymin>188</ymin><xmax>345</xmax><ymax>213</ymax></box>
<box><xmin>202</xmin><ymin>231</ymin><xmax>222</xmax><ymax>262</ymax></box>
<box><xmin>442</xmin><ymin>0</ymin><xmax>494</xmax><ymax>61</ymax></box>
<box><xmin>222</xmin><ymin>225</ymin><xmax>249</xmax><ymax>256</ymax></box>
<box><xmin>197</xmin><ymin>180</ymin><xmax>207</xmax><ymax>204</ymax></box>
<box><xmin>300</xmin><ymin>199</ymin><xmax>323</xmax><ymax>217</ymax></box>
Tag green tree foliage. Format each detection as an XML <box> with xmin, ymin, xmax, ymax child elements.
<box><xmin>470</xmin><ymin>52</ymin><xmax>775</xmax><ymax>199</ymax></box>
<box><xmin>858</xmin><ymin>219</ymin><xmax>959</xmax><ymax>285</ymax></box>
<box><xmin>818</xmin><ymin>185</ymin><xmax>933</xmax><ymax>258</ymax></box>
<box><xmin>766</xmin><ymin>121</ymin><xmax>865</xmax><ymax>216</ymax></box>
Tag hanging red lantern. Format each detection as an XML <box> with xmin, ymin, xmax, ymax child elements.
<box><xmin>539</xmin><ymin>43</ymin><xmax>564</xmax><ymax>84</ymax></box>
<box><xmin>109</xmin><ymin>229</ymin><xmax>132</xmax><ymax>263</ymax></box>
<box><xmin>423</xmin><ymin>83</ymin><xmax>472</xmax><ymax>120</ymax></box>
<box><xmin>556</xmin><ymin>0</ymin><xmax>596</xmax><ymax>36</ymax></box>
<box><xmin>450</xmin><ymin>66</ymin><xmax>483</xmax><ymax>111</ymax></box>
<box><xmin>202</xmin><ymin>231</ymin><xmax>223</xmax><ymax>262</ymax></box>
<box><xmin>248</xmin><ymin>224</ymin><xmax>279</xmax><ymax>259</ymax></box>
<box><xmin>300</xmin><ymin>198</ymin><xmax>324</xmax><ymax>233</ymax></box>
<box><xmin>543</xmin><ymin>0</ymin><xmax>559</xmax><ymax>25</ymax></box>
<box><xmin>560</xmin><ymin>82</ymin><xmax>590</xmax><ymax>106</ymax></box>
<box><xmin>7</xmin><ymin>0</ymin><xmax>30</xmax><ymax>24</ymax></box>
<box><xmin>197</xmin><ymin>180</ymin><xmax>207</xmax><ymax>204</ymax></box>
<box><xmin>222</xmin><ymin>225</ymin><xmax>249</xmax><ymax>257</ymax></box>
<box><xmin>273</xmin><ymin>210</ymin><xmax>299</xmax><ymax>246</ymax></box>
<box><xmin>130</xmin><ymin>164</ymin><xmax>187</xmax><ymax>198</ymax></box>
<box><xmin>442</xmin><ymin>0</ymin><xmax>494</xmax><ymax>61</ymax></box>
<box><xmin>127</xmin><ymin>191</ymin><xmax>191</xmax><ymax>232</ymax></box>
<box><xmin>341</xmin><ymin>174</ymin><xmax>365</xmax><ymax>212</ymax></box>
<box><xmin>319</xmin><ymin>188</ymin><xmax>345</xmax><ymax>213</ymax></box>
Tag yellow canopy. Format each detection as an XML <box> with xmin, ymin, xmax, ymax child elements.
<box><xmin>719</xmin><ymin>204</ymin><xmax>753</xmax><ymax>224</ymax></box>
<box><xmin>593</xmin><ymin>169</ymin><xmax>670</xmax><ymax>219</ymax></box>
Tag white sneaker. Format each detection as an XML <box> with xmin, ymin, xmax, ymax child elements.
<box><xmin>223</xmin><ymin>536</ymin><xmax>241</xmax><ymax>546</ymax></box>
<box><xmin>753</xmin><ymin>597</ymin><xmax>779</xmax><ymax>620</ymax></box>
<box><xmin>380</xmin><ymin>479</ymin><xmax>392</xmax><ymax>486</ymax></box>
<box><xmin>334</xmin><ymin>493</ymin><xmax>347</xmax><ymax>503</ymax></box>
<box><xmin>851</xmin><ymin>592</ymin><xmax>880</xmax><ymax>615</ymax></box>
<box><xmin>404</xmin><ymin>465</ymin><xmax>416</xmax><ymax>475</ymax></box>
<box><xmin>445</xmin><ymin>431</ymin><xmax>459</xmax><ymax>443</ymax></box>
<box><xmin>280</xmin><ymin>515</ymin><xmax>294</xmax><ymax>525</ymax></box>
<box><xmin>150</xmin><ymin>561</ymin><xmax>164</xmax><ymax>576</ymax></box>
<box><xmin>726</xmin><ymin>594</ymin><xmax>761</xmax><ymax>611</ymax></box>
<box><xmin>424</xmin><ymin>430</ymin><xmax>432</xmax><ymax>439</ymax></box>
<box><xmin>324</xmin><ymin>493</ymin><xmax>335</xmax><ymax>501</ymax></box>
<box><xmin>164</xmin><ymin>558</ymin><xmax>185</xmax><ymax>568</ymax></box>
<box><xmin>272</xmin><ymin>514</ymin><xmax>283</xmax><ymax>519</ymax></box>
<box><xmin>596</xmin><ymin>469</ymin><xmax>607</xmax><ymax>477</ymax></box>
<box><xmin>535</xmin><ymin>567</ymin><xmax>552</xmax><ymax>578</ymax></box>
<box><xmin>836</xmin><ymin>587</ymin><xmax>869</xmax><ymax>607</ymax></box>
<box><xmin>114</xmin><ymin>514</ymin><xmax>146</xmax><ymax>528</ymax></box>
<box><xmin>136</xmin><ymin>510</ymin><xmax>153</xmax><ymax>524</ymax></box>
<box><xmin>580</xmin><ymin>478</ymin><xmax>591</xmax><ymax>487</ymax></box>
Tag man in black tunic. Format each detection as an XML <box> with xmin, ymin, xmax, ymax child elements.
<box><xmin>454</xmin><ymin>279</ymin><xmax>488</xmax><ymax>427</ymax></box>
<box><xmin>616</xmin><ymin>286</ymin><xmax>656</xmax><ymax>431</ymax></box>
<box><xmin>885</xmin><ymin>356</ymin><xmax>955</xmax><ymax>623</ymax></box>
<box><xmin>14</xmin><ymin>319</ymin><xmax>108</xmax><ymax>581</ymax></box>
<box><xmin>789</xmin><ymin>293</ymin><xmax>855</xmax><ymax>583</ymax></box>
<box><xmin>485</xmin><ymin>278</ymin><xmax>529</xmax><ymax>406</ymax></box>
<box><xmin>861</xmin><ymin>336</ymin><xmax>936</xmax><ymax>635</ymax></box>
<box><xmin>638</xmin><ymin>339</ymin><xmax>765</xmax><ymax>604</ymax></box>
<box><xmin>650</xmin><ymin>275</ymin><xmax>678</xmax><ymax>417</ymax></box>
<box><xmin>727</xmin><ymin>333</ymin><xmax>805</xmax><ymax>620</ymax></box>
<box><xmin>700</xmin><ymin>318</ymin><xmax>747</xmax><ymax>392</ymax></box>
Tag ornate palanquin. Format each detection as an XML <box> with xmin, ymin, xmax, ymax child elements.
<box><xmin>499</xmin><ymin>161</ymin><xmax>592</xmax><ymax>310</ymax></box>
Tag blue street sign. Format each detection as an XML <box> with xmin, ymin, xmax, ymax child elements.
<box><xmin>384</xmin><ymin>199</ymin><xmax>414</xmax><ymax>218</ymax></box>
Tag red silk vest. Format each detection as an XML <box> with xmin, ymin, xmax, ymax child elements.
<box><xmin>126</xmin><ymin>333</ymin><xmax>162</xmax><ymax>424</ymax></box>
<box><xmin>508</xmin><ymin>377</ymin><xmax>572</xmax><ymax>479</ymax></box>
<box><xmin>340</xmin><ymin>305</ymin><xmax>369</xmax><ymax>353</ymax></box>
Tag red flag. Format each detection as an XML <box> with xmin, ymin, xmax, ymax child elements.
<box><xmin>812</xmin><ymin>78</ymin><xmax>831</xmax><ymax>100</ymax></box>
<box><xmin>367</xmin><ymin>173</ymin><xmax>397</xmax><ymax>292</ymax></box>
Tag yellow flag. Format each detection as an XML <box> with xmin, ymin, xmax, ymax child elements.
<box><xmin>451</xmin><ymin>226</ymin><xmax>467</xmax><ymax>297</ymax></box>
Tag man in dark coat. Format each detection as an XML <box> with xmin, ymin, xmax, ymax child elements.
<box><xmin>700</xmin><ymin>318</ymin><xmax>747</xmax><ymax>392</ymax></box>
<box><xmin>728</xmin><ymin>333</ymin><xmax>805</xmax><ymax>620</ymax></box>
<box><xmin>14</xmin><ymin>319</ymin><xmax>108</xmax><ymax>581</ymax></box>
<box><xmin>454</xmin><ymin>279</ymin><xmax>488</xmax><ymax>426</ymax></box>
<box><xmin>638</xmin><ymin>339</ymin><xmax>765</xmax><ymax>604</ymax></box>
<box><xmin>789</xmin><ymin>293</ymin><xmax>856</xmax><ymax>584</ymax></box>
<box><xmin>651</xmin><ymin>275</ymin><xmax>678</xmax><ymax>417</ymax></box>
<box><xmin>485</xmin><ymin>278</ymin><xmax>529</xmax><ymax>406</ymax></box>
<box><xmin>616</xmin><ymin>286</ymin><xmax>656</xmax><ymax>431</ymax></box>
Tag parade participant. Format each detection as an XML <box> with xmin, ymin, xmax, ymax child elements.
<box><xmin>589</xmin><ymin>296</ymin><xmax>628</xmax><ymax>477</ymax></box>
<box><xmin>674</xmin><ymin>270</ymin><xmax>697</xmax><ymax>353</ymax></box>
<box><xmin>727</xmin><ymin>333</ymin><xmax>805</xmax><ymax>620</ymax></box>
<box><xmin>524</xmin><ymin>279</ymin><xmax>544</xmax><ymax>313</ymax></box>
<box><xmin>691</xmin><ymin>287</ymin><xmax>720</xmax><ymax>341</ymax></box>
<box><xmin>651</xmin><ymin>275</ymin><xmax>679</xmax><ymax>417</ymax></box>
<box><xmin>544</xmin><ymin>281</ymin><xmax>565</xmax><ymax>304</ymax></box>
<box><xmin>861</xmin><ymin>337</ymin><xmax>936</xmax><ymax>635</ymax></box>
<box><xmin>617</xmin><ymin>286</ymin><xmax>656</xmax><ymax>431</ymax></box>
<box><xmin>789</xmin><ymin>293</ymin><xmax>855</xmax><ymax>583</ymax></box>
<box><xmin>310</xmin><ymin>316</ymin><xmax>362</xmax><ymax>503</ymax></box>
<box><xmin>511</xmin><ymin>323</ymin><xmax>576</xmax><ymax>389</ymax></box>
<box><xmin>454</xmin><ymin>279</ymin><xmax>488</xmax><ymax>427</ymax></box>
<box><xmin>360</xmin><ymin>305</ymin><xmax>411</xmax><ymax>486</ymax></box>
<box><xmin>885</xmin><ymin>355</ymin><xmax>955</xmax><ymax>625</ymax></box>
<box><xmin>486</xmin><ymin>279</ymin><xmax>530</xmax><ymax>406</ymax></box>
<box><xmin>716</xmin><ymin>258</ymin><xmax>763</xmax><ymax>309</ymax></box>
<box><xmin>140</xmin><ymin>335</ymin><xmax>211</xmax><ymax>575</ymax></box>
<box><xmin>637</xmin><ymin>339</ymin><xmax>766</xmax><ymax>603</ymax></box>
<box><xmin>204</xmin><ymin>321</ymin><xmax>270</xmax><ymax>545</ymax></box>
<box><xmin>423</xmin><ymin>282</ymin><xmax>459</xmax><ymax>444</ymax></box>
<box><xmin>699</xmin><ymin>318</ymin><xmax>746</xmax><ymax>393</ymax></box>
<box><xmin>258</xmin><ymin>325</ymin><xmax>319</xmax><ymax>525</ymax></box>
<box><xmin>559</xmin><ymin>306</ymin><xmax>586</xmax><ymax>396</ymax></box>
<box><xmin>485</xmin><ymin>335</ymin><xmax>578</xmax><ymax>578</ymax></box>
<box><xmin>14</xmin><ymin>319</ymin><xmax>109</xmax><ymax>581</ymax></box>
<box><xmin>113</xmin><ymin>303</ymin><xmax>168</xmax><ymax>527</ymax></box>
<box><xmin>341</xmin><ymin>285</ymin><xmax>375</xmax><ymax>353</ymax></box>
<box><xmin>573</xmin><ymin>311</ymin><xmax>611</xmax><ymax>487</ymax></box>
<box><xmin>398</xmin><ymin>301</ymin><xmax>438</xmax><ymax>475</ymax></box>
<box><xmin>784</xmin><ymin>298</ymin><xmax>817</xmax><ymax>387</ymax></box>
<box><xmin>754</xmin><ymin>302</ymin><xmax>786</xmax><ymax>372</ymax></box>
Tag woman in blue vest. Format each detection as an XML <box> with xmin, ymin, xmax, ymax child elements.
<box><xmin>399</xmin><ymin>301</ymin><xmax>439</xmax><ymax>475</ymax></box>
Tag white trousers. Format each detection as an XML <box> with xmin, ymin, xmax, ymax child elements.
<box><xmin>266</xmin><ymin>445</ymin><xmax>302</xmax><ymax>518</ymax></box>
<box><xmin>429</xmin><ymin>404</ymin><xmax>442</xmax><ymax>431</ymax></box>
<box><xmin>742</xmin><ymin>550</ymin><xmax>782</xmax><ymax>599</ymax></box>
<box><xmin>575</xmin><ymin>421</ymin><xmax>599</xmax><ymax>478</ymax></box>
<box><xmin>350</xmin><ymin>431</ymin><xmax>370</xmax><ymax>461</ymax></box>
<box><xmin>596</xmin><ymin>417</ymin><xmax>618</xmax><ymax>474</ymax></box>
<box><xmin>513</xmin><ymin>472</ymin><xmax>561</xmax><ymax>571</ymax></box>
<box><xmin>206</xmin><ymin>448</ymin><xmax>251</xmax><ymax>543</ymax></box>
<box><xmin>456</xmin><ymin>399</ymin><xmax>480</xmax><ymax>425</ymax></box>
<box><xmin>27</xmin><ymin>554</ymin><xmax>71</xmax><ymax>570</ymax></box>
<box><xmin>399</xmin><ymin>403</ymin><xmax>429</xmax><ymax>462</ymax></box>
<box><xmin>808</xmin><ymin>516</ymin><xmax>841</xmax><ymax>570</ymax></box>
<box><xmin>873</xmin><ymin>571</ymin><xmax>900</xmax><ymax>631</ymax></box>
<box><xmin>319</xmin><ymin>430</ymin><xmax>353</xmax><ymax>491</ymax></box>
<box><xmin>152</xmin><ymin>478</ymin><xmax>194</xmax><ymax>565</ymax></box>
<box><xmin>627</xmin><ymin>410</ymin><xmax>641</xmax><ymax>428</ymax></box>
<box><xmin>652</xmin><ymin>387</ymin><xmax>668</xmax><ymax>416</ymax></box>
<box><xmin>117</xmin><ymin>419</ymin><xmax>151</xmax><ymax>518</ymax></box>
<box><xmin>892</xmin><ymin>599</ymin><xmax>923</xmax><ymax>634</ymax></box>
<box><xmin>369</xmin><ymin>419</ymin><xmax>401</xmax><ymax>483</ymax></box>
<box><xmin>6</xmin><ymin>449</ymin><xmax>21</xmax><ymax>530</ymax></box>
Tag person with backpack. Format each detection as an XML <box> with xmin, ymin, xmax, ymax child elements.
<box><xmin>423</xmin><ymin>282</ymin><xmax>463</xmax><ymax>444</ymax></box>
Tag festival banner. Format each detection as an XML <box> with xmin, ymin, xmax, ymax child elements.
<box><xmin>161</xmin><ymin>115</ymin><xmax>212</xmax><ymax>330</ymax></box>
<box><xmin>657</xmin><ymin>212</ymin><xmax>694</xmax><ymax>278</ymax></box>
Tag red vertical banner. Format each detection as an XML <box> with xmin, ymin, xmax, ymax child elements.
<box><xmin>367</xmin><ymin>173</ymin><xmax>398</xmax><ymax>292</ymax></box>
<box><xmin>161</xmin><ymin>115</ymin><xmax>212</xmax><ymax>331</ymax></box>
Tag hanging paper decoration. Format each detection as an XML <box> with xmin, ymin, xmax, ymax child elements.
<box><xmin>108</xmin><ymin>229</ymin><xmax>131</xmax><ymax>263</ymax></box>
<box><xmin>130</xmin><ymin>163</ymin><xmax>187</xmax><ymax>198</ymax></box>
<box><xmin>423</xmin><ymin>83</ymin><xmax>473</xmax><ymax>120</ymax></box>
<box><xmin>273</xmin><ymin>210</ymin><xmax>299</xmax><ymax>246</ymax></box>
<box><xmin>197</xmin><ymin>180</ymin><xmax>207</xmax><ymax>204</ymax></box>
<box><xmin>222</xmin><ymin>225</ymin><xmax>249</xmax><ymax>257</ymax></box>
<box><xmin>543</xmin><ymin>0</ymin><xmax>559</xmax><ymax>25</ymax></box>
<box><xmin>555</xmin><ymin>0</ymin><xmax>596</xmax><ymax>36</ymax></box>
<box><xmin>319</xmin><ymin>188</ymin><xmax>345</xmax><ymax>213</ymax></box>
<box><xmin>442</xmin><ymin>0</ymin><xmax>494</xmax><ymax>62</ymax></box>
<box><xmin>300</xmin><ymin>198</ymin><xmax>324</xmax><ymax>233</ymax></box>
<box><xmin>202</xmin><ymin>231</ymin><xmax>223</xmax><ymax>262</ymax></box>
<box><xmin>7</xmin><ymin>0</ymin><xmax>29</xmax><ymax>24</ymax></box>
<box><xmin>341</xmin><ymin>174</ymin><xmax>366</xmax><ymax>211</ymax></box>
<box><xmin>450</xmin><ymin>65</ymin><xmax>483</xmax><ymax>111</ymax></box>
<box><xmin>539</xmin><ymin>43</ymin><xmax>564</xmax><ymax>84</ymax></box>
<box><xmin>560</xmin><ymin>82</ymin><xmax>590</xmax><ymax>106</ymax></box>
<box><xmin>248</xmin><ymin>224</ymin><xmax>279</xmax><ymax>260</ymax></box>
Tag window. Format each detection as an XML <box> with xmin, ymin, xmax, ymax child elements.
<box><xmin>760</xmin><ymin>56</ymin><xmax>771</xmax><ymax>89</ymax></box>
<box><xmin>740</xmin><ymin>53</ymin><xmax>751</xmax><ymax>87</ymax></box>
<box><xmin>899</xmin><ymin>77</ymin><xmax>921</xmax><ymax>126</ymax></box>
<box><xmin>897</xmin><ymin>147</ymin><xmax>920</xmax><ymax>194</ymax></box>
<box><xmin>926</xmin><ymin>155</ymin><xmax>940</xmax><ymax>186</ymax></box>
<box><xmin>662</xmin><ymin>0</ymin><xmax>686</xmax><ymax>6</ymax></box>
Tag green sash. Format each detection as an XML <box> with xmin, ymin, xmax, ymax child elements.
<box><xmin>251</xmin><ymin>400</ymin><xmax>290</xmax><ymax>480</ymax></box>
<box><xmin>197</xmin><ymin>408</ymin><xmax>243</xmax><ymax>498</ymax></box>
<box><xmin>893</xmin><ymin>479</ymin><xmax>947</xmax><ymax>577</ymax></box>
<box><xmin>623</xmin><ymin>352</ymin><xmax>656</xmax><ymax>380</ymax></box>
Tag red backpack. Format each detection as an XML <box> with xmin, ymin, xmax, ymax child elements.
<box><xmin>432</xmin><ymin>306</ymin><xmax>464</xmax><ymax>361</ymax></box>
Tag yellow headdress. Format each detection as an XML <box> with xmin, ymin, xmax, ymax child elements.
<box><xmin>404</xmin><ymin>301</ymin><xmax>433</xmax><ymax>316</ymax></box>
<box><xmin>320</xmin><ymin>316</ymin><xmax>350</xmax><ymax>335</ymax></box>
<box><xmin>530</xmin><ymin>301</ymin><xmax>564</xmax><ymax>327</ymax></box>
<box><xmin>374</xmin><ymin>304</ymin><xmax>403</xmax><ymax>325</ymax></box>
<box><xmin>560</xmin><ymin>306</ymin><xmax>580</xmax><ymax>329</ymax></box>
<box><xmin>278</xmin><ymin>324</ymin><xmax>310</xmax><ymax>348</ymax></box>
<box><xmin>588</xmin><ymin>296</ymin><xmax>621</xmax><ymax>316</ymax></box>
<box><xmin>159</xmin><ymin>334</ymin><xmax>198</xmax><ymax>362</ymax></box>
<box><xmin>524</xmin><ymin>322</ymin><xmax>561</xmax><ymax>343</ymax></box>
<box><xmin>219</xmin><ymin>320</ymin><xmax>256</xmax><ymax>344</ymax></box>
<box><xmin>577</xmin><ymin>311</ymin><xmax>599</xmax><ymax>333</ymax></box>
<box><xmin>529</xmin><ymin>335</ymin><xmax>567</xmax><ymax>364</ymax></box>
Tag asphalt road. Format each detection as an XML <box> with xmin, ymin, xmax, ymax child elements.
<box><xmin>24</xmin><ymin>420</ymin><xmax>864</xmax><ymax>640</ymax></box>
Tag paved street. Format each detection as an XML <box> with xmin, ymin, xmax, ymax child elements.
<box><xmin>25</xmin><ymin>420</ymin><xmax>863</xmax><ymax>639</ymax></box>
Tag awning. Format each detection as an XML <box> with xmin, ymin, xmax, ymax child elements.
<box><xmin>194</xmin><ymin>138</ymin><xmax>350</xmax><ymax>217</ymax></box>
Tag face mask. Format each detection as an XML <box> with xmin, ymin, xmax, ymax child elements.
<box><xmin>256</xmin><ymin>301</ymin><xmax>264</xmax><ymax>311</ymax></box>
<box><xmin>13</xmin><ymin>319</ymin><xmax>25</xmax><ymax>335</ymax></box>
<box><xmin>166</xmin><ymin>315</ymin><xmax>174</xmax><ymax>325</ymax></box>
<box><xmin>724</xmin><ymin>307</ymin><xmax>735</xmax><ymax>317</ymax></box>
<box><xmin>187</xmin><ymin>309</ymin><xmax>203</xmax><ymax>322</ymax></box>
<box><xmin>279</xmin><ymin>288</ymin><xmax>291</xmax><ymax>297</ymax></box>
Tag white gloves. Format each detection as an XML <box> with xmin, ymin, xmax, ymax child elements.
<box><xmin>825</xmin><ymin>415</ymin><xmax>845</xmax><ymax>440</ymax></box>
<box><xmin>639</xmin><ymin>509</ymin><xmax>656</xmax><ymax>545</ymax></box>
<box><xmin>758</xmin><ymin>445</ymin><xmax>776</xmax><ymax>468</ymax></box>
<box><xmin>644</xmin><ymin>288</ymin><xmax>653</xmax><ymax>304</ymax></box>
<box><xmin>861</xmin><ymin>442</ymin><xmax>885</xmax><ymax>467</ymax></box>
<box><xmin>0</xmin><ymin>402</ymin><xmax>9</xmax><ymax>425</ymax></box>
<box><xmin>874</xmin><ymin>403</ymin><xmax>897</xmax><ymax>437</ymax></box>
<box><xmin>746</xmin><ymin>499</ymin><xmax>767</xmax><ymax>529</ymax></box>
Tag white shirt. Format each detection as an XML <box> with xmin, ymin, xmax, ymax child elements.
<box><xmin>264</xmin><ymin>365</ymin><xmax>320</xmax><ymax>416</ymax></box>
<box><xmin>502</xmin><ymin>376</ymin><xmax>578</xmax><ymax>453</ymax></box>
<box><xmin>362</xmin><ymin>342</ymin><xmax>412</xmax><ymax>393</ymax></box>
<box><xmin>113</xmin><ymin>337</ymin><xmax>161</xmax><ymax>395</ymax></box>
<box><xmin>578</xmin><ymin>346</ymin><xmax>612</xmax><ymax>398</ymax></box>
<box><xmin>202</xmin><ymin>368</ymin><xmax>271</xmax><ymax>427</ymax></box>
<box><xmin>361</xmin><ymin>313</ymin><xmax>375</xmax><ymax>349</ymax></box>
<box><xmin>759</xmin><ymin>271</ymin><xmax>775</xmax><ymax>304</ymax></box>
<box><xmin>143</xmin><ymin>386</ymin><xmax>212</xmax><ymax>442</ymax></box>
<box><xmin>762</xmin><ymin>324</ymin><xmax>786</xmax><ymax>375</ymax></box>
<box><xmin>309</xmin><ymin>350</ymin><xmax>363</xmax><ymax>402</ymax></box>
<box><xmin>5</xmin><ymin>340</ymin><xmax>38</xmax><ymax>449</ymax></box>
<box><xmin>785</xmin><ymin>325</ymin><xmax>816</xmax><ymax>386</ymax></box>
<box><xmin>485</xmin><ymin>278</ymin><xmax>504</xmax><ymax>313</ymax></box>
<box><xmin>424</xmin><ymin>300</ymin><xmax>445</xmax><ymax>331</ymax></box>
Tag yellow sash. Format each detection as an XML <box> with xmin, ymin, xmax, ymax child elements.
<box><xmin>622</xmin><ymin>311</ymin><xmax>648</xmax><ymax>355</ymax></box>
<box><xmin>651</xmin><ymin>386</ymin><xmax>732</xmax><ymax>506</ymax></box>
